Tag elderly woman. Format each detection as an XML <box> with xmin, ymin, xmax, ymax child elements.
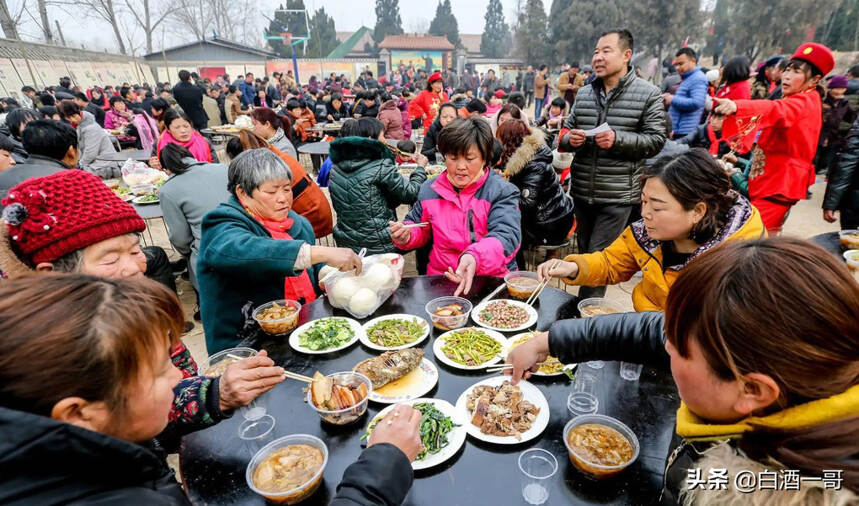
<box><xmin>390</xmin><ymin>117</ymin><xmax>522</xmax><ymax>296</ymax></box>
<box><xmin>104</xmin><ymin>96</ymin><xmax>133</xmax><ymax>130</ymax></box>
<box><xmin>0</xmin><ymin>274</ymin><xmax>423</xmax><ymax>505</ymax></box>
<box><xmin>420</xmin><ymin>102</ymin><xmax>458</xmax><ymax>161</ymax></box>
<box><xmin>158</xmin><ymin>143</ymin><xmax>230</xmax><ymax>290</ymax></box>
<box><xmin>150</xmin><ymin>109</ymin><xmax>217</xmax><ymax>169</ymax></box>
<box><xmin>250</xmin><ymin>107</ymin><xmax>297</xmax><ymax>159</ymax></box>
<box><xmin>197</xmin><ymin>148</ymin><xmax>360</xmax><ymax>353</ymax></box>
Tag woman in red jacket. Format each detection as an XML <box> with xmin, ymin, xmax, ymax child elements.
<box><xmin>408</xmin><ymin>72</ymin><xmax>449</xmax><ymax>134</ymax></box>
<box><xmin>715</xmin><ymin>42</ymin><xmax>834</xmax><ymax>234</ymax></box>
<box><xmin>715</xmin><ymin>55</ymin><xmax>751</xmax><ymax>100</ymax></box>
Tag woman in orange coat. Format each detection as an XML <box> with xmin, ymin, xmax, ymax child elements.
<box><xmin>715</xmin><ymin>43</ymin><xmax>834</xmax><ymax>234</ymax></box>
<box><xmin>408</xmin><ymin>72</ymin><xmax>449</xmax><ymax>134</ymax></box>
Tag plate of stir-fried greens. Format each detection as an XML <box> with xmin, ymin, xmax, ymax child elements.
<box><xmin>360</xmin><ymin>314</ymin><xmax>430</xmax><ymax>351</ymax></box>
<box><xmin>360</xmin><ymin>398</ymin><xmax>466</xmax><ymax>470</ymax></box>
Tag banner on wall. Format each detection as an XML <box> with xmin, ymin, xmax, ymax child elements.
<box><xmin>9</xmin><ymin>58</ymin><xmax>38</xmax><ymax>87</ymax></box>
<box><xmin>0</xmin><ymin>58</ymin><xmax>24</xmax><ymax>98</ymax></box>
<box><xmin>67</xmin><ymin>62</ymin><xmax>98</xmax><ymax>88</ymax></box>
<box><xmin>198</xmin><ymin>66</ymin><xmax>226</xmax><ymax>81</ymax></box>
<box><xmin>390</xmin><ymin>50</ymin><xmax>443</xmax><ymax>72</ymax></box>
<box><xmin>50</xmin><ymin>60</ymin><xmax>70</xmax><ymax>82</ymax></box>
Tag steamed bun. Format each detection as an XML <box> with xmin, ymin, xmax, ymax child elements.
<box><xmin>318</xmin><ymin>265</ymin><xmax>338</xmax><ymax>289</ymax></box>
<box><xmin>361</xmin><ymin>263</ymin><xmax>395</xmax><ymax>290</ymax></box>
<box><xmin>330</xmin><ymin>277</ymin><xmax>360</xmax><ymax>307</ymax></box>
<box><xmin>349</xmin><ymin>288</ymin><xmax>378</xmax><ymax>316</ymax></box>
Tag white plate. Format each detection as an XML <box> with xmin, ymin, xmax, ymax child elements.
<box><xmin>132</xmin><ymin>195</ymin><xmax>159</xmax><ymax>205</ymax></box>
<box><xmin>288</xmin><ymin>317</ymin><xmax>363</xmax><ymax>354</ymax></box>
<box><xmin>506</xmin><ymin>332</ymin><xmax>576</xmax><ymax>377</ymax></box>
<box><xmin>471</xmin><ymin>299</ymin><xmax>538</xmax><ymax>333</ymax></box>
<box><xmin>360</xmin><ymin>314</ymin><xmax>431</xmax><ymax>351</ymax></box>
<box><xmin>433</xmin><ymin>327</ymin><xmax>507</xmax><ymax>370</ymax></box>
<box><xmin>368</xmin><ymin>357</ymin><xmax>438</xmax><ymax>404</ymax></box>
<box><xmin>455</xmin><ymin>376</ymin><xmax>550</xmax><ymax>445</ymax></box>
<box><xmin>364</xmin><ymin>398</ymin><xmax>466</xmax><ymax>470</ymax></box>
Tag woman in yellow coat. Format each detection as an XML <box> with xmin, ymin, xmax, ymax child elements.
<box><xmin>538</xmin><ymin>149</ymin><xmax>766</xmax><ymax>312</ymax></box>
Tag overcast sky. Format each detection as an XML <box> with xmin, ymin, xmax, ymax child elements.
<box><xmin>12</xmin><ymin>0</ymin><xmax>523</xmax><ymax>53</ymax></box>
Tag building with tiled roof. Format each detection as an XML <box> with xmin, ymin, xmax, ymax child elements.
<box><xmin>378</xmin><ymin>34</ymin><xmax>455</xmax><ymax>72</ymax></box>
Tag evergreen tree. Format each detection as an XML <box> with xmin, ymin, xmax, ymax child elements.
<box><xmin>549</xmin><ymin>0</ymin><xmax>623</xmax><ymax>65</ymax></box>
<box><xmin>428</xmin><ymin>0</ymin><xmax>461</xmax><ymax>48</ymax></box>
<box><xmin>266</xmin><ymin>0</ymin><xmax>310</xmax><ymax>57</ymax></box>
<box><xmin>514</xmin><ymin>0</ymin><xmax>550</xmax><ymax>64</ymax></box>
<box><xmin>821</xmin><ymin>0</ymin><xmax>859</xmax><ymax>51</ymax></box>
<box><xmin>373</xmin><ymin>0</ymin><xmax>404</xmax><ymax>50</ymax></box>
<box><xmin>481</xmin><ymin>0</ymin><xmax>512</xmax><ymax>58</ymax></box>
<box><xmin>624</xmin><ymin>0</ymin><xmax>701</xmax><ymax>68</ymax></box>
<box><xmin>307</xmin><ymin>8</ymin><xmax>339</xmax><ymax>57</ymax></box>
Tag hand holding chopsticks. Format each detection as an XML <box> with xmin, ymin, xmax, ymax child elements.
<box><xmin>485</xmin><ymin>360</ymin><xmax>560</xmax><ymax>374</ymax></box>
<box><xmin>525</xmin><ymin>260</ymin><xmax>560</xmax><ymax>306</ymax></box>
<box><xmin>227</xmin><ymin>352</ymin><xmax>314</xmax><ymax>384</ymax></box>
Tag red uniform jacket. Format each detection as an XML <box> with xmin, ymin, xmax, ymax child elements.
<box><xmin>408</xmin><ymin>90</ymin><xmax>449</xmax><ymax>133</ymax></box>
<box><xmin>725</xmin><ymin>89</ymin><xmax>822</xmax><ymax>202</ymax></box>
<box><xmin>715</xmin><ymin>79</ymin><xmax>751</xmax><ymax>101</ymax></box>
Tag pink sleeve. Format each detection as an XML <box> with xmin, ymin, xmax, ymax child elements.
<box><xmin>393</xmin><ymin>200</ymin><xmax>431</xmax><ymax>250</ymax></box>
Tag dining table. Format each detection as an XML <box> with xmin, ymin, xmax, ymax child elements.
<box><xmin>95</xmin><ymin>149</ymin><xmax>152</xmax><ymax>163</ymax></box>
<box><xmin>297</xmin><ymin>141</ymin><xmax>331</xmax><ymax>174</ymax></box>
<box><xmin>179</xmin><ymin>275</ymin><xmax>680</xmax><ymax>505</ymax></box>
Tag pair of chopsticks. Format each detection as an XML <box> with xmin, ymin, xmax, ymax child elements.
<box><xmin>479</xmin><ymin>283</ymin><xmax>507</xmax><ymax>305</ymax></box>
<box><xmin>226</xmin><ymin>353</ymin><xmax>314</xmax><ymax>383</ymax></box>
<box><xmin>402</xmin><ymin>222</ymin><xmax>429</xmax><ymax>229</ymax></box>
<box><xmin>485</xmin><ymin>361</ymin><xmax>561</xmax><ymax>374</ymax></box>
<box><xmin>525</xmin><ymin>260</ymin><xmax>560</xmax><ymax>306</ymax></box>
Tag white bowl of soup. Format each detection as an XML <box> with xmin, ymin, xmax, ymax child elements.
<box><xmin>577</xmin><ymin>297</ymin><xmax>625</xmax><ymax>318</ymax></box>
<box><xmin>504</xmin><ymin>271</ymin><xmax>540</xmax><ymax>300</ymax></box>
<box><xmin>563</xmin><ymin>414</ymin><xmax>639</xmax><ymax>479</ymax></box>
<box><xmin>246</xmin><ymin>434</ymin><xmax>328</xmax><ymax>504</ymax></box>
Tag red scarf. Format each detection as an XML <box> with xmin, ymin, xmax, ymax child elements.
<box><xmin>707</xmin><ymin>124</ymin><xmax>721</xmax><ymax>156</ymax></box>
<box><xmin>249</xmin><ymin>209</ymin><xmax>317</xmax><ymax>304</ymax></box>
<box><xmin>157</xmin><ymin>130</ymin><xmax>212</xmax><ymax>162</ymax></box>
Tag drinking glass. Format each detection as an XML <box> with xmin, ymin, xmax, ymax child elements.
<box><xmin>620</xmin><ymin>362</ymin><xmax>644</xmax><ymax>381</ymax></box>
<box><xmin>241</xmin><ymin>391</ymin><xmax>269</xmax><ymax>421</ymax></box>
<box><xmin>586</xmin><ymin>360</ymin><xmax>605</xmax><ymax>369</ymax></box>
<box><xmin>518</xmin><ymin>448</ymin><xmax>558</xmax><ymax>505</ymax></box>
<box><xmin>238</xmin><ymin>414</ymin><xmax>276</xmax><ymax>456</ymax></box>
<box><xmin>567</xmin><ymin>391</ymin><xmax>599</xmax><ymax>417</ymax></box>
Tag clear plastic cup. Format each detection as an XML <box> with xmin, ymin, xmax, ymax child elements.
<box><xmin>238</xmin><ymin>414</ymin><xmax>276</xmax><ymax>456</ymax></box>
<box><xmin>620</xmin><ymin>362</ymin><xmax>643</xmax><ymax>381</ymax></box>
<box><xmin>586</xmin><ymin>360</ymin><xmax>605</xmax><ymax>369</ymax></box>
<box><xmin>567</xmin><ymin>391</ymin><xmax>599</xmax><ymax>417</ymax></box>
<box><xmin>518</xmin><ymin>448</ymin><xmax>558</xmax><ymax>505</ymax></box>
<box><xmin>573</xmin><ymin>366</ymin><xmax>598</xmax><ymax>394</ymax></box>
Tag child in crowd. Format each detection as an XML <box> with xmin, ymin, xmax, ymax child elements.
<box><xmin>536</xmin><ymin>97</ymin><xmax>568</xmax><ymax>129</ymax></box>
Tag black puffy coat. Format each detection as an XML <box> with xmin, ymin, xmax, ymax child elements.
<box><xmin>420</xmin><ymin>117</ymin><xmax>443</xmax><ymax>160</ymax></box>
<box><xmin>559</xmin><ymin>67</ymin><xmax>666</xmax><ymax>205</ymax></box>
<box><xmin>0</xmin><ymin>406</ymin><xmax>415</xmax><ymax>506</ymax></box>
<box><xmin>503</xmin><ymin>128</ymin><xmax>575</xmax><ymax>246</ymax></box>
<box><xmin>823</xmin><ymin>117</ymin><xmax>859</xmax><ymax>213</ymax></box>
<box><xmin>171</xmin><ymin>81</ymin><xmax>208</xmax><ymax>131</ymax></box>
<box><xmin>329</xmin><ymin>136</ymin><xmax>426</xmax><ymax>254</ymax></box>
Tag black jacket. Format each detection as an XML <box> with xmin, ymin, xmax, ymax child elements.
<box><xmin>85</xmin><ymin>102</ymin><xmax>106</xmax><ymax>127</ymax></box>
<box><xmin>559</xmin><ymin>67</ymin><xmax>666</xmax><ymax>205</ymax></box>
<box><xmin>823</xmin><ymin>118</ymin><xmax>859</xmax><ymax>213</ymax></box>
<box><xmin>171</xmin><ymin>81</ymin><xmax>208</xmax><ymax>131</ymax></box>
<box><xmin>353</xmin><ymin>99</ymin><xmax>379</xmax><ymax>118</ymax></box>
<box><xmin>326</xmin><ymin>101</ymin><xmax>350</xmax><ymax>121</ymax></box>
<box><xmin>503</xmin><ymin>128</ymin><xmax>574</xmax><ymax>246</ymax></box>
<box><xmin>0</xmin><ymin>406</ymin><xmax>414</xmax><ymax>506</ymax></box>
<box><xmin>677</xmin><ymin>123</ymin><xmax>731</xmax><ymax>158</ymax></box>
<box><xmin>420</xmin><ymin>117</ymin><xmax>443</xmax><ymax>160</ymax></box>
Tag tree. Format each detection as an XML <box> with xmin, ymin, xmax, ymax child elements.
<box><xmin>266</xmin><ymin>1</ymin><xmax>310</xmax><ymax>57</ymax></box>
<box><xmin>373</xmin><ymin>0</ymin><xmax>403</xmax><ymax>48</ymax></box>
<box><xmin>704</xmin><ymin>0</ymin><xmax>730</xmax><ymax>63</ymax></box>
<box><xmin>514</xmin><ymin>0</ymin><xmax>550</xmax><ymax>64</ymax></box>
<box><xmin>170</xmin><ymin>0</ymin><xmax>261</xmax><ymax>49</ymax></box>
<box><xmin>123</xmin><ymin>0</ymin><xmax>170</xmax><ymax>54</ymax></box>
<box><xmin>306</xmin><ymin>7</ymin><xmax>338</xmax><ymax>57</ymax></box>
<box><xmin>37</xmin><ymin>0</ymin><xmax>53</xmax><ymax>43</ymax></box>
<box><xmin>428</xmin><ymin>0</ymin><xmax>460</xmax><ymax>48</ymax></box>
<box><xmin>0</xmin><ymin>0</ymin><xmax>20</xmax><ymax>40</ymax></box>
<box><xmin>623</xmin><ymin>0</ymin><xmax>701</xmax><ymax>70</ymax></box>
<box><xmin>820</xmin><ymin>0</ymin><xmax>858</xmax><ymax>51</ymax></box>
<box><xmin>481</xmin><ymin>0</ymin><xmax>511</xmax><ymax>58</ymax></box>
<box><xmin>550</xmin><ymin>0</ymin><xmax>622</xmax><ymax>65</ymax></box>
<box><xmin>77</xmin><ymin>0</ymin><xmax>127</xmax><ymax>54</ymax></box>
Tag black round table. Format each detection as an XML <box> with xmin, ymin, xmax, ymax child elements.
<box><xmin>179</xmin><ymin>276</ymin><xmax>679</xmax><ymax>505</ymax></box>
<box><xmin>297</xmin><ymin>141</ymin><xmax>331</xmax><ymax>174</ymax></box>
<box><xmin>809</xmin><ymin>231</ymin><xmax>842</xmax><ymax>259</ymax></box>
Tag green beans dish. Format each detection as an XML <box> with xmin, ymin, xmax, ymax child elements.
<box><xmin>366</xmin><ymin>318</ymin><xmax>426</xmax><ymax>347</ymax></box>
<box><xmin>441</xmin><ymin>328</ymin><xmax>502</xmax><ymax>366</ymax></box>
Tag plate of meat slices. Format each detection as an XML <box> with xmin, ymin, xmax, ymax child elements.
<box><xmin>471</xmin><ymin>299</ymin><xmax>538</xmax><ymax>333</ymax></box>
<box><xmin>354</xmin><ymin>349</ymin><xmax>439</xmax><ymax>404</ymax></box>
<box><xmin>455</xmin><ymin>376</ymin><xmax>550</xmax><ymax>445</ymax></box>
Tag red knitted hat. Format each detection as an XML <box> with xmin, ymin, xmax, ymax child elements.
<box><xmin>1</xmin><ymin>170</ymin><xmax>145</xmax><ymax>264</ymax></box>
<box><xmin>428</xmin><ymin>72</ymin><xmax>443</xmax><ymax>83</ymax></box>
<box><xmin>791</xmin><ymin>42</ymin><xmax>835</xmax><ymax>76</ymax></box>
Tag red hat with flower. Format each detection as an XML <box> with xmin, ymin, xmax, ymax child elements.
<box><xmin>428</xmin><ymin>72</ymin><xmax>443</xmax><ymax>84</ymax></box>
<box><xmin>791</xmin><ymin>42</ymin><xmax>835</xmax><ymax>76</ymax></box>
<box><xmin>1</xmin><ymin>170</ymin><xmax>145</xmax><ymax>264</ymax></box>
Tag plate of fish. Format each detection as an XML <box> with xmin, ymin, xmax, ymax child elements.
<box><xmin>433</xmin><ymin>327</ymin><xmax>507</xmax><ymax>370</ymax></box>
<box><xmin>471</xmin><ymin>299</ymin><xmax>538</xmax><ymax>333</ymax></box>
<box><xmin>455</xmin><ymin>376</ymin><xmax>550</xmax><ymax>444</ymax></box>
<box><xmin>360</xmin><ymin>314</ymin><xmax>430</xmax><ymax>351</ymax></box>
<box><xmin>360</xmin><ymin>398</ymin><xmax>466</xmax><ymax>470</ymax></box>
<box><xmin>354</xmin><ymin>349</ymin><xmax>438</xmax><ymax>404</ymax></box>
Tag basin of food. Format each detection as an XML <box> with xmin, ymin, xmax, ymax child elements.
<box><xmin>563</xmin><ymin>414</ymin><xmax>639</xmax><ymax>479</ymax></box>
<box><xmin>425</xmin><ymin>296</ymin><xmax>472</xmax><ymax>331</ymax></box>
<box><xmin>246</xmin><ymin>434</ymin><xmax>328</xmax><ymax>504</ymax></box>
<box><xmin>253</xmin><ymin>299</ymin><xmax>302</xmax><ymax>335</ymax></box>
<box><xmin>199</xmin><ymin>347</ymin><xmax>257</xmax><ymax>377</ymax></box>
<box><xmin>839</xmin><ymin>230</ymin><xmax>859</xmax><ymax>250</ymax></box>
<box><xmin>577</xmin><ymin>297</ymin><xmax>625</xmax><ymax>318</ymax></box>
<box><xmin>844</xmin><ymin>250</ymin><xmax>859</xmax><ymax>282</ymax></box>
<box><xmin>306</xmin><ymin>371</ymin><xmax>371</xmax><ymax>425</ymax></box>
<box><xmin>504</xmin><ymin>271</ymin><xmax>540</xmax><ymax>300</ymax></box>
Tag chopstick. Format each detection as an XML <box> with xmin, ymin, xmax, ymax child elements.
<box><xmin>226</xmin><ymin>353</ymin><xmax>314</xmax><ymax>383</ymax></box>
<box><xmin>402</xmin><ymin>222</ymin><xmax>429</xmax><ymax>228</ymax></box>
<box><xmin>479</xmin><ymin>283</ymin><xmax>507</xmax><ymax>305</ymax></box>
<box><xmin>525</xmin><ymin>261</ymin><xmax>559</xmax><ymax>306</ymax></box>
<box><xmin>485</xmin><ymin>361</ymin><xmax>561</xmax><ymax>373</ymax></box>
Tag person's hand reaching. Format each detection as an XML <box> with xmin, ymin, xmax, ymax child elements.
<box><xmin>503</xmin><ymin>332</ymin><xmax>550</xmax><ymax>385</ymax></box>
<box><xmin>218</xmin><ymin>350</ymin><xmax>285</xmax><ymax>411</ymax></box>
<box><xmin>445</xmin><ymin>254</ymin><xmax>476</xmax><ymax>296</ymax></box>
<box><xmin>367</xmin><ymin>404</ymin><xmax>423</xmax><ymax>461</ymax></box>
<box><xmin>536</xmin><ymin>259</ymin><xmax>578</xmax><ymax>282</ymax></box>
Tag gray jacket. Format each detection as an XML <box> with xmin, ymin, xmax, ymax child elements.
<box><xmin>157</xmin><ymin>159</ymin><xmax>230</xmax><ymax>288</ymax></box>
<box><xmin>268</xmin><ymin>128</ymin><xmax>298</xmax><ymax>159</ymax></box>
<box><xmin>77</xmin><ymin>111</ymin><xmax>120</xmax><ymax>179</ymax></box>
<box><xmin>560</xmin><ymin>67</ymin><xmax>666</xmax><ymax>205</ymax></box>
<box><xmin>0</xmin><ymin>155</ymin><xmax>69</xmax><ymax>205</ymax></box>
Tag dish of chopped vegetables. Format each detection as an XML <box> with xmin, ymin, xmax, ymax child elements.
<box><xmin>298</xmin><ymin>318</ymin><xmax>356</xmax><ymax>351</ymax></box>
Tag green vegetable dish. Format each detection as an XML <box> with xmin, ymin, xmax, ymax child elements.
<box><xmin>441</xmin><ymin>328</ymin><xmax>501</xmax><ymax>366</ymax></box>
<box><xmin>362</xmin><ymin>402</ymin><xmax>458</xmax><ymax>460</ymax></box>
<box><xmin>138</xmin><ymin>194</ymin><xmax>158</xmax><ymax>202</ymax></box>
<box><xmin>298</xmin><ymin>318</ymin><xmax>355</xmax><ymax>350</ymax></box>
<box><xmin>366</xmin><ymin>318</ymin><xmax>425</xmax><ymax>347</ymax></box>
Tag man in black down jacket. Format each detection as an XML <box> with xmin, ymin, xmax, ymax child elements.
<box><xmin>823</xmin><ymin>117</ymin><xmax>859</xmax><ymax>229</ymax></box>
<box><xmin>558</xmin><ymin>28</ymin><xmax>666</xmax><ymax>299</ymax></box>
<box><xmin>172</xmin><ymin>69</ymin><xmax>208</xmax><ymax>131</ymax></box>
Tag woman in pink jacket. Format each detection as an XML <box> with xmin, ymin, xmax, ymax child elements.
<box><xmin>390</xmin><ymin>117</ymin><xmax>522</xmax><ymax>296</ymax></box>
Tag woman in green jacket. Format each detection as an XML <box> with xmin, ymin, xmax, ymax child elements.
<box><xmin>197</xmin><ymin>148</ymin><xmax>361</xmax><ymax>354</ymax></box>
<box><xmin>328</xmin><ymin>117</ymin><xmax>428</xmax><ymax>254</ymax></box>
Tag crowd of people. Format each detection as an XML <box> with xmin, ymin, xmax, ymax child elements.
<box><xmin>0</xmin><ymin>23</ymin><xmax>857</xmax><ymax>506</ymax></box>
